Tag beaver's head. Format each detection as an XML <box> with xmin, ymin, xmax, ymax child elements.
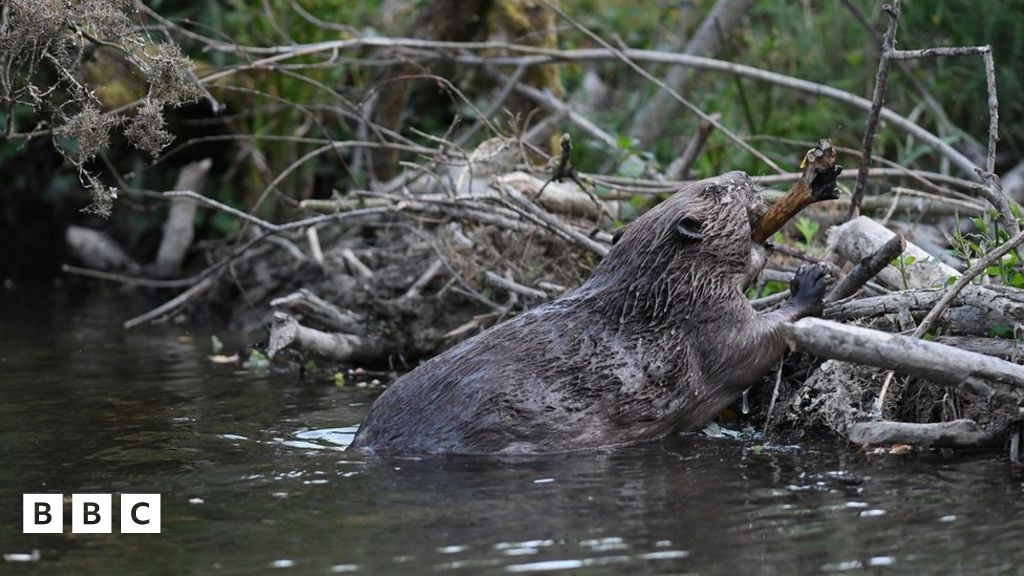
<box><xmin>585</xmin><ymin>172</ymin><xmax>767</xmax><ymax>320</ymax></box>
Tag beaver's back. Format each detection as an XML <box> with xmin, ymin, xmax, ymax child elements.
<box><xmin>349</xmin><ymin>298</ymin><xmax>640</xmax><ymax>455</ymax></box>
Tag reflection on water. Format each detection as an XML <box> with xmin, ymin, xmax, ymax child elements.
<box><xmin>2</xmin><ymin>288</ymin><xmax>1024</xmax><ymax>574</ymax></box>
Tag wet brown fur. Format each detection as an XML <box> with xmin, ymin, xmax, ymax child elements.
<box><xmin>350</xmin><ymin>172</ymin><xmax>831</xmax><ymax>455</ymax></box>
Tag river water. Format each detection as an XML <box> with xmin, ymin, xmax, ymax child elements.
<box><xmin>1</xmin><ymin>289</ymin><xmax>1023</xmax><ymax>575</ymax></box>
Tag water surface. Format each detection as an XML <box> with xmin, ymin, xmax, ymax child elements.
<box><xmin>1</xmin><ymin>289</ymin><xmax>1023</xmax><ymax>574</ymax></box>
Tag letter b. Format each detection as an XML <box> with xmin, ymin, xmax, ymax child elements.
<box><xmin>72</xmin><ymin>494</ymin><xmax>111</xmax><ymax>533</ymax></box>
<box><xmin>23</xmin><ymin>494</ymin><xmax>63</xmax><ymax>534</ymax></box>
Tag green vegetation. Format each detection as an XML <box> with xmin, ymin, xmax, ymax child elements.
<box><xmin>2</xmin><ymin>0</ymin><xmax>1023</xmax><ymax>277</ymax></box>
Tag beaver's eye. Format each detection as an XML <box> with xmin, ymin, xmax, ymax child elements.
<box><xmin>674</xmin><ymin>214</ymin><xmax>703</xmax><ymax>243</ymax></box>
<box><xmin>612</xmin><ymin>226</ymin><xmax>627</xmax><ymax>245</ymax></box>
<box><xmin>702</xmin><ymin>184</ymin><xmax>726</xmax><ymax>200</ymax></box>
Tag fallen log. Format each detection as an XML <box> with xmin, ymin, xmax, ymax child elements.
<box><xmin>270</xmin><ymin>289</ymin><xmax>366</xmax><ymax>334</ymax></box>
<box><xmin>268</xmin><ymin>312</ymin><xmax>385</xmax><ymax>362</ymax></box>
<box><xmin>847</xmin><ymin>419</ymin><xmax>999</xmax><ymax>448</ymax></box>
<box><xmin>779</xmin><ymin>318</ymin><xmax>1024</xmax><ymax>401</ymax></box>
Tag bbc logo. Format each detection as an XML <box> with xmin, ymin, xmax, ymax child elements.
<box><xmin>23</xmin><ymin>494</ymin><xmax>161</xmax><ymax>534</ymax></box>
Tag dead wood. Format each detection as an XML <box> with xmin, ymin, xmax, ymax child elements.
<box><xmin>628</xmin><ymin>0</ymin><xmax>755</xmax><ymax>149</ymax></box>
<box><xmin>65</xmin><ymin>225</ymin><xmax>138</xmax><ymax>272</ymax></box>
<box><xmin>826</xmin><ymin>216</ymin><xmax>960</xmax><ymax>290</ymax></box>
<box><xmin>269</xmin><ymin>312</ymin><xmax>385</xmax><ymax>363</ymax></box>
<box><xmin>750</xmin><ymin>139</ymin><xmax>841</xmax><ymax>244</ymax></box>
<box><xmin>825</xmin><ymin>232</ymin><xmax>905</xmax><ymax>303</ymax></box>
<box><xmin>154</xmin><ymin>158</ymin><xmax>212</xmax><ymax>278</ymax></box>
<box><xmin>847</xmin><ymin>419</ymin><xmax>999</xmax><ymax>448</ymax></box>
<box><xmin>934</xmin><ymin>336</ymin><xmax>1024</xmax><ymax>361</ymax></box>
<box><xmin>270</xmin><ymin>289</ymin><xmax>366</xmax><ymax>334</ymax></box>
<box><xmin>825</xmin><ymin>285</ymin><xmax>1024</xmax><ymax>333</ymax></box>
<box><xmin>666</xmin><ymin>112</ymin><xmax>720</xmax><ymax>181</ymax></box>
<box><xmin>780</xmin><ymin>318</ymin><xmax>1024</xmax><ymax>401</ymax></box>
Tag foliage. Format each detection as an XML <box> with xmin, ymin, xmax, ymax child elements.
<box><xmin>0</xmin><ymin>0</ymin><xmax>202</xmax><ymax>216</ymax></box>
<box><xmin>794</xmin><ymin>217</ymin><xmax>820</xmax><ymax>252</ymax></box>
<box><xmin>3</xmin><ymin>0</ymin><xmax>1024</xmax><ymax>262</ymax></box>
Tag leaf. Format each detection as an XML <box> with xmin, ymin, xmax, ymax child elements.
<box><xmin>211</xmin><ymin>334</ymin><xmax>224</xmax><ymax>354</ymax></box>
<box><xmin>615</xmin><ymin>133</ymin><xmax>633</xmax><ymax>151</ymax></box>
<box><xmin>1010</xmin><ymin>272</ymin><xmax>1024</xmax><ymax>289</ymax></box>
<box><xmin>795</xmin><ymin>217</ymin><xmax>820</xmax><ymax>247</ymax></box>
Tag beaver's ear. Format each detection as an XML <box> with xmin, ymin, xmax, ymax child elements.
<box><xmin>674</xmin><ymin>214</ymin><xmax>703</xmax><ymax>243</ymax></box>
<box><xmin>612</xmin><ymin>226</ymin><xmax>627</xmax><ymax>245</ymax></box>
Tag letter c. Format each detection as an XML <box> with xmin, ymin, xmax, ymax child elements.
<box><xmin>131</xmin><ymin>502</ymin><xmax>150</xmax><ymax>525</ymax></box>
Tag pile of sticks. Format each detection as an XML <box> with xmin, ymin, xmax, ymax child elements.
<box><xmin>55</xmin><ymin>0</ymin><xmax>1024</xmax><ymax>459</ymax></box>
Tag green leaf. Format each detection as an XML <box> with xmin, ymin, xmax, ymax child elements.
<box><xmin>615</xmin><ymin>133</ymin><xmax>633</xmax><ymax>151</ymax></box>
<box><xmin>794</xmin><ymin>217</ymin><xmax>820</xmax><ymax>247</ymax></box>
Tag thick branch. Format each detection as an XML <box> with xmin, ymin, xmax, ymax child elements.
<box><xmin>780</xmin><ymin>318</ymin><xmax>1024</xmax><ymax>401</ymax></box>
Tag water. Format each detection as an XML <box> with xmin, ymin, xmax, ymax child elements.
<box><xmin>2</xmin><ymin>289</ymin><xmax>1024</xmax><ymax>574</ymax></box>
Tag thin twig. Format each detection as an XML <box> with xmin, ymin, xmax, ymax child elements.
<box><xmin>849</xmin><ymin>0</ymin><xmax>901</xmax><ymax>219</ymax></box>
<box><xmin>61</xmin><ymin>264</ymin><xmax>195</xmax><ymax>288</ymax></box>
<box><xmin>123</xmin><ymin>276</ymin><xmax>218</xmax><ymax>329</ymax></box>
<box><xmin>763</xmin><ymin>362</ymin><xmax>784</xmax><ymax>436</ymax></box>
<box><xmin>535</xmin><ymin>0</ymin><xmax>784</xmax><ymax>174</ymax></box>
<box><xmin>165</xmin><ymin>191</ymin><xmax>279</xmax><ymax>231</ymax></box>
<box><xmin>484</xmin><ymin>271</ymin><xmax>548</xmax><ymax>300</ymax></box>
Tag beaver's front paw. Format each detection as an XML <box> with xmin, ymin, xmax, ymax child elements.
<box><xmin>790</xmin><ymin>262</ymin><xmax>838</xmax><ymax>312</ymax></box>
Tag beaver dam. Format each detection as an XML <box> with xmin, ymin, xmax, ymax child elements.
<box><xmin>6</xmin><ymin>1</ymin><xmax>1024</xmax><ymax>467</ymax></box>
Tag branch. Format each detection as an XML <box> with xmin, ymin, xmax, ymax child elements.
<box><xmin>780</xmin><ymin>318</ymin><xmax>1024</xmax><ymax>401</ymax></box>
<box><xmin>825</xmin><ymin>233</ymin><xmax>905</xmax><ymax>303</ymax></box>
<box><xmin>849</xmin><ymin>0</ymin><xmax>901</xmax><ymax>219</ymax></box>
<box><xmin>847</xmin><ymin>420</ymin><xmax>998</xmax><ymax>448</ymax></box>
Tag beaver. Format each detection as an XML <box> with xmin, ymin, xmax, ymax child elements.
<box><xmin>350</xmin><ymin>171</ymin><xmax>835</xmax><ymax>455</ymax></box>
